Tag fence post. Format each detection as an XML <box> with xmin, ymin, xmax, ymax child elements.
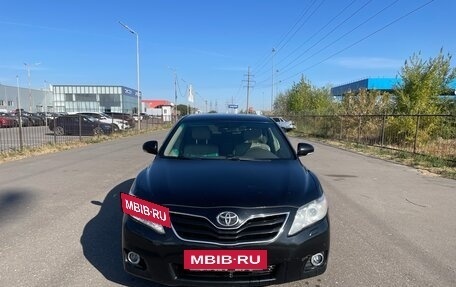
<box><xmin>17</xmin><ymin>114</ymin><xmax>24</xmax><ymax>151</ymax></box>
<box><xmin>381</xmin><ymin>114</ymin><xmax>386</xmax><ymax>147</ymax></box>
<box><xmin>53</xmin><ymin>115</ymin><xmax>57</xmax><ymax>145</ymax></box>
<box><xmin>357</xmin><ymin>115</ymin><xmax>362</xmax><ymax>144</ymax></box>
<box><xmin>79</xmin><ymin>114</ymin><xmax>82</xmax><ymax>142</ymax></box>
<box><xmin>413</xmin><ymin>115</ymin><xmax>420</xmax><ymax>154</ymax></box>
<box><xmin>339</xmin><ymin>116</ymin><xmax>343</xmax><ymax>140</ymax></box>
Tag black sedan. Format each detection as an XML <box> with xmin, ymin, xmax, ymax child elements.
<box><xmin>49</xmin><ymin>114</ymin><xmax>112</xmax><ymax>136</ymax></box>
<box><xmin>122</xmin><ymin>114</ymin><xmax>329</xmax><ymax>287</ymax></box>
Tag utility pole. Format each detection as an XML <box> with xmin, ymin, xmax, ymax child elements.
<box><xmin>173</xmin><ymin>71</ymin><xmax>177</xmax><ymax>121</ymax></box>
<box><xmin>168</xmin><ymin>67</ymin><xmax>178</xmax><ymax>121</ymax></box>
<box><xmin>271</xmin><ymin>48</ymin><xmax>276</xmax><ymax>113</ymax></box>
<box><xmin>243</xmin><ymin>66</ymin><xmax>254</xmax><ymax>113</ymax></box>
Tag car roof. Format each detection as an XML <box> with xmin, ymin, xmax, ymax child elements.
<box><xmin>181</xmin><ymin>113</ymin><xmax>273</xmax><ymax>123</ymax></box>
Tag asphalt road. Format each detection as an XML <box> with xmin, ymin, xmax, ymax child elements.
<box><xmin>0</xmin><ymin>130</ymin><xmax>455</xmax><ymax>287</ymax></box>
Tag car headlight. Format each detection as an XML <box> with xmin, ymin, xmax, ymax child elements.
<box><xmin>128</xmin><ymin>180</ymin><xmax>165</xmax><ymax>234</ymax></box>
<box><xmin>131</xmin><ymin>215</ymin><xmax>165</xmax><ymax>234</ymax></box>
<box><xmin>288</xmin><ymin>194</ymin><xmax>328</xmax><ymax>236</ymax></box>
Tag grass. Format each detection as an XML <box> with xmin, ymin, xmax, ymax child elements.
<box><xmin>290</xmin><ymin>130</ymin><xmax>456</xmax><ymax>180</ymax></box>
<box><xmin>0</xmin><ymin>124</ymin><xmax>172</xmax><ymax>164</ymax></box>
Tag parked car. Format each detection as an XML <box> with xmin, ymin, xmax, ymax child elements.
<box><xmin>22</xmin><ymin>112</ymin><xmax>45</xmax><ymax>126</ymax></box>
<box><xmin>11</xmin><ymin>113</ymin><xmax>31</xmax><ymax>127</ymax></box>
<box><xmin>0</xmin><ymin>113</ymin><xmax>18</xmax><ymax>128</ymax></box>
<box><xmin>104</xmin><ymin>112</ymin><xmax>135</xmax><ymax>128</ymax></box>
<box><xmin>49</xmin><ymin>114</ymin><xmax>112</xmax><ymax>135</ymax></box>
<box><xmin>122</xmin><ymin>114</ymin><xmax>329</xmax><ymax>286</ymax></box>
<box><xmin>77</xmin><ymin>112</ymin><xmax>130</xmax><ymax>131</ymax></box>
<box><xmin>271</xmin><ymin>116</ymin><xmax>296</xmax><ymax>132</ymax></box>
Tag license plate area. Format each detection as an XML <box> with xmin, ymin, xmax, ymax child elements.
<box><xmin>184</xmin><ymin>250</ymin><xmax>268</xmax><ymax>271</ymax></box>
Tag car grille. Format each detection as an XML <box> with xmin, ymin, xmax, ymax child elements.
<box><xmin>170</xmin><ymin>212</ymin><xmax>288</xmax><ymax>245</ymax></box>
<box><xmin>171</xmin><ymin>263</ymin><xmax>277</xmax><ymax>282</ymax></box>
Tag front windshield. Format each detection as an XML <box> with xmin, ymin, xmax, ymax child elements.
<box><xmin>161</xmin><ymin>120</ymin><xmax>294</xmax><ymax>160</ymax></box>
<box><xmin>100</xmin><ymin>113</ymin><xmax>112</xmax><ymax>119</ymax></box>
<box><xmin>83</xmin><ymin>116</ymin><xmax>96</xmax><ymax>122</ymax></box>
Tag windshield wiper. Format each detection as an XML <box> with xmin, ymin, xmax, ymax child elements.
<box><xmin>225</xmin><ymin>156</ymin><xmax>262</xmax><ymax>161</ymax></box>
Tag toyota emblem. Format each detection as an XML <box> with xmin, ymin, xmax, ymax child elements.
<box><xmin>216</xmin><ymin>211</ymin><xmax>239</xmax><ymax>227</ymax></box>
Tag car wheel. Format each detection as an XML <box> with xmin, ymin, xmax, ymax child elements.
<box><xmin>112</xmin><ymin>124</ymin><xmax>120</xmax><ymax>132</ymax></box>
<box><xmin>54</xmin><ymin>126</ymin><xmax>64</xmax><ymax>135</ymax></box>
<box><xmin>93</xmin><ymin>127</ymin><xmax>104</xmax><ymax>135</ymax></box>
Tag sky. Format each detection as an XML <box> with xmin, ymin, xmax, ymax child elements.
<box><xmin>0</xmin><ymin>0</ymin><xmax>455</xmax><ymax>113</ymax></box>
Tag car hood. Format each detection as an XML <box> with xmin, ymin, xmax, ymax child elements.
<box><xmin>132</xmin><ymin>158</ymin><xmax>321</xmax><ymax>208</ymax></box>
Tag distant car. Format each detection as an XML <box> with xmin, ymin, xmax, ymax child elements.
<box><xmin>49</xmin><ymin>114</ymin><xmax>112</xmax><ymax>136</ymax></box>
<box><xmin>77</xmin><ymin>112</ymin><xmax>130</xmax><ymax>131</ymax></box>
<box><xmin>11</xmin><ymin>113</ymin><xmax>31</xmax><ymax>127</ymax></box>
<box><xmin>22</xmin><ymin>112</ymin><xmax>45</xmax><ymax>126</ymax></box>
<box><xmin>271</xmin><ymin>116</ymin><xmax>296</xmax><ymax>132</ymax></box>
<box><xmin>104</xmin><ymin>112</ymin><xmax>136</xmax><ymax>128</ymax></box>
<box><xmin>0</xmin><ymin>113</ymin><xmax>18</xmax><ymax>128</ymax></box>
<box><xmin>122</xmin><ymin>114</ymin><xmax>329</xmax><ymax>286</ymax></box>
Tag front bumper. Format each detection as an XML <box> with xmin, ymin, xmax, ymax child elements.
<box><xmin>122</xmin><ymin>214</ymin><xmax>329</xmax><ymax>287</ymax></box>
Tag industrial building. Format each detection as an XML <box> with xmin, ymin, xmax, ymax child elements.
<box><xmin>52</xmin><ymin>85</ymin><xmax>140</xmax><ymax>113</ymax></box>
<box><xmin>0</xmin><ymin>84</ymin><xmax>141</xmax><ymax>114</ymax></box>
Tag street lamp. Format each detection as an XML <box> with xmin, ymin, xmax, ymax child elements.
<box><xmin>24</xmin><ymin>62</ymin><xmax>41</xmax><ymax>112</ymax></box>
<box><xmin>119</xmin><ymin>21</ymin><xmax>141</xmax><ymax>131</ymax></box>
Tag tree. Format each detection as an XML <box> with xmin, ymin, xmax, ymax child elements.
<box><xmin>286</xmin><ymin>76</ymin><xmax>312</xmax><ymax>113</ymax></box>
<box><xmin>274</xmin><ymin>76</ymin><xmax>336</xmax><ymax>115</ymax></box>
<box><xmin>341</xmin><ymin>89</ymin><xmax>392</xmax><ymax>115</ymax></box>
<box><xmin>176</xmin><ymin>104</ymin><xmax>189</xmax><ymax>116</ymax></box>
<box><xmin>273</xmin><ymin>92</ymin><xmax>289</xmax><ymax>115</ymax></box>
<box><xmin>394</xmin><ymin>49</ymin><xmax>456</xmax><ymax>114</ymax></box>
<box><xmin>390</xmin><ymin>49</ymin><xmax>456</xmax><ymax>143</ymax></box>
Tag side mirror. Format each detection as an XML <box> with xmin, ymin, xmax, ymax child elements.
<box><xmin>143</xmin><ymin>140</ymin><xmax>158</xmax><ymax>155</ymax></box>
<box><xmin>297</xmin><ymin>143</ymin><xmax>314</xmax><ymax>157</ymax></box>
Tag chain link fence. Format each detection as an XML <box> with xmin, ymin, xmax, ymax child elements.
<box><xmin>287</xmin><ymin>114</ymin><xmax>455</xmax><ymax>162</ymax></box>
<box><xmin>0</xmin><ymin>114</ymin><xmax>170</xmax><ymax>153</ymax></box>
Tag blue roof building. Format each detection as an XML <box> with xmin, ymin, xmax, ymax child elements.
<box><xmin>331</xmin><ymin>77</ymin><xmax>456</xmax><ymax>97</ymax></box>
<box><xmin>330</xmin><ymin>78</ymin><xmax>401</xmax><ymax>97</ymax></box>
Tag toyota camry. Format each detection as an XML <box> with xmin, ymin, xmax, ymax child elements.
<box><xmin>122</xmin><ymin>113</ymin><xmax>330</xmax><ymax>286</ymax></box>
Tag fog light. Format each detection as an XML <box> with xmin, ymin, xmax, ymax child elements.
<box><xmin>310</xmin><ymin>253</ymin><xmax>324</xmax><ymax>266</ymax></box>
<box><xmin>127</xmin><ymin>251</ymin><xmax>141</xmax><ymax>265</ymax></box>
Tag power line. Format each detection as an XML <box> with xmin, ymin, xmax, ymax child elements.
<box><xmin>279</xmin><ymin>0</ymin><xmax>436</xmax><ymax>85</ymax></box>
<box><xmin>252</xmin><ymin>0</ymin><xmax>321</xmax><ymax>77</ymax></box>
<box><xmin>279</xmin><ymin>0</ymin><xmax>380</xmax><ymax>76</ymax></box>
<box><xmin>256</xmin><ymin>0</ymin><xmax>373</xmax><ymax>85</ymax></box>
<box><xmin>275</xmin><ymin>0</ymin><xmax>326</xmax><ymax>54</ymax></box>
<box><xmin>276</xmin><ymin>0</ymin><xmax>358</xmax><ymax>67</ymax></box>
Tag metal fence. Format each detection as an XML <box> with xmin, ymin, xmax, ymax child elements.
<box><xmin>0</xmin><ymin>115</ymin><xmax>170</xmax><ymax>153</ymax></box>
<box><xmin>287</xmin><ymin>114</ymin><xmax>455</xmax><ymax>162</ymax></box>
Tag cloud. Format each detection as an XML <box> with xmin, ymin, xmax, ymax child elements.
<box><xmin>333</xmin><ymin>57</ymin><xmax>403</xmax><ymax>69</ymax></box>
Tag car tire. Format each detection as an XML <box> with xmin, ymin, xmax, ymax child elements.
<box><xmin>93</xmin><ymin>127</ymin><xmax>104</xmax><ymax>135</ymax></box>
<box><xmin>54</xmin><ymin>126</ymin><xmax>64</xmax><ymax>135</ymax></box>
<box><xmin>112</xmin><ymin>124</ymin><xmax>120</xmax><ymax>132</ymax></box>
